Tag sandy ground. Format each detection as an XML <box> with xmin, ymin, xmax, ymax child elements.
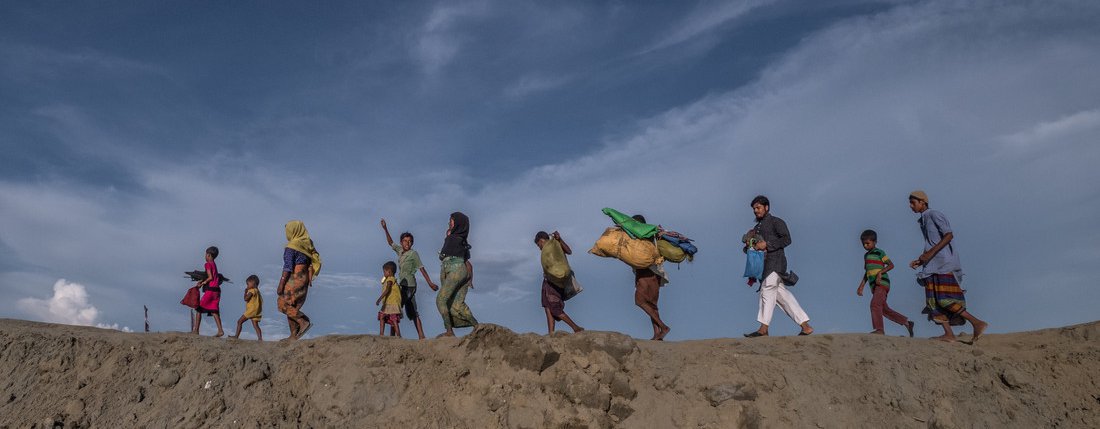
<box><xmin>1</xmin><ymin>318</ymin><xmax>1097</xmax><ymax>428</ymax></box>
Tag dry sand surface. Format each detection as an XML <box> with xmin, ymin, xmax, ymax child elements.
<box><xmin>1</xmin><ymin>318</ymin><xmax>1098</xmax><ymax>428</ymax></box>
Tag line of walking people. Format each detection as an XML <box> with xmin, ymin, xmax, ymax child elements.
<box><xmin>186</xmin><ymin>190</ymin><xmax>987</xmax><ymax>343</ymax></box>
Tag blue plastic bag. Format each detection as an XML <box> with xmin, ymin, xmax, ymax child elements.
<box><xmin>744</xmin><ymin>249</ymin><xmax>765</xmax><ymax>280</ymax></box>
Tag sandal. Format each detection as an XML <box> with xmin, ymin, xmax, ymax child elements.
<box><xmin>743</xmin><ymin>331</ymin><xmax>768</xmax><ymax>338</ymax></box>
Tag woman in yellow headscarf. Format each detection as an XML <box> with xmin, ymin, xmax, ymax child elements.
<box><xmin>277</xmin><ymin>220</ymin><xmax>322</xmax><ymax>340</ymax></box>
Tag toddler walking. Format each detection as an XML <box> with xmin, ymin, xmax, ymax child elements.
<box><xmin>229</xmin><ymin>275</ymin><xmax>263</xmax><ymax>341</ymax></box>
<box><xmin>376</xmin><ymin>261</ymin><xmax>402</xmax><ymax>337</ymax></box>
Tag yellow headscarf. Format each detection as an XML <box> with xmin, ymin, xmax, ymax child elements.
<box><xmin>285</xmin><ymin>220</ymin><xmax>322</xmax><ymax>276</ymax></box>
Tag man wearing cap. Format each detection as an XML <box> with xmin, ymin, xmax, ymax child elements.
<box><xmin>908</xmin><ymin>190</ymin><xmax>988</xmax><ymax>342</ymax></box>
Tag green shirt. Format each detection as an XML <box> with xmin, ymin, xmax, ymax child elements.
<box><xmin>864</xmin><ymin>248</ymin><xmax>891</xmax><ymax>289</ymax></box>
<box><xmin>392</xmin><ymin>242</ymin><xmax>423</xmax><ymax>288</ymax></box>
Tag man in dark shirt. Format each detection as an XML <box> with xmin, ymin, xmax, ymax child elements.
<box><xmin>744</xmin><ymin>195</ymin><xmax>813</xmax><ymax>337</ymax></box>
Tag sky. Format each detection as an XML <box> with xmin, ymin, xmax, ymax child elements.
<box><xmin>1</xmin><ymin>0</ymin><xmax>1098</xmax><ymax>340</ymax></box>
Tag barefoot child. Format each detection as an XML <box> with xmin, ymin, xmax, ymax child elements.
<box><xmin>534</xmin><ymin>231</ymin><xmax>584</xmax><ymax>335</ymax></box>
<box><xmin>380</xmin><ymin>218</ymin><xmax>439</xmax><ymax>339</ymax></box>
<box><xmin>856</xmin><ymin>230</ymin><xmax>914</xmax><ymax>337</ymax></box>
<box><xmin>908</xmin><ymin>190</ymin><xmax>988</xmax><ymax>342</ymax></box>
<box><xmin>376</xmin><ymin>261</ymin><xmax>402</xmax><ymax>337</ymax></box>
<box><xmin>230</xmin><ymin>275</ymin><xmax>263</xmax><ymax>341</ymax></box>
<box><xmin>194</xmin><ymin>246</ymin><xmax>225</xmax><ymax>337</ymax></box>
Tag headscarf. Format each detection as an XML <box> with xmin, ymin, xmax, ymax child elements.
<box><xmin>440</xmin><ymin>212</ymin><xmax>471</xmax><ymax>260</ymax></box>
<box><xmin>285</xmin><ymin>220</ymin><xmax>322</xmax><ymax>276</ymax></box>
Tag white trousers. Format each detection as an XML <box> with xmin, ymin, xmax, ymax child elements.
<box><xmin>757</xmin><ymin>272</ymin><xmax>810</xmax><ymax>326</ymax></box>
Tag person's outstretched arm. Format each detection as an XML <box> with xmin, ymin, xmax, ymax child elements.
<box><xmin>380</xmin><ymin>218</ymin><xmax>394</xmax><ymax>246</ymax></box>
<box><xmin>419</xmin><ymin>267</ymin><xmax>438</xmax><ymax>291</ymax></box>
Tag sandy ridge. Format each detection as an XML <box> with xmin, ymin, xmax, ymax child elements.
<box><xmin>1</xmin><ymin>319</ymin><xmax>1098</xmax><ymax>428</ymax></box>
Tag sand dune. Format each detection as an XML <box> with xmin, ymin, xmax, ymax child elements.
<box><xmin>1</xmin><ymin>318</ymin><xmax>1097</xmax><ymax>428</ymax></box>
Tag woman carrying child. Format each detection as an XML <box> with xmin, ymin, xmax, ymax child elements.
<box><xmin>278</xmin><ymin>220</ymin><xmax>322</xmax><ymax>340</ymax></box>
<box><xmin>436</xmin><ymin>212</ymin><xmax>478</xmax><ymax>337</ymax></box>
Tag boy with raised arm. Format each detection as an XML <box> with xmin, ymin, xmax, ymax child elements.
<box><xmin>381</xmin><ymin>218</ymin><xmax>438</xmax><ymax>339</ymax></box>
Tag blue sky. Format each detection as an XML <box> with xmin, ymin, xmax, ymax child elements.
<box><xmin>2</xmin><ymin>0</ymin><xmax>1098</xmax><ymax>340</ymax></box>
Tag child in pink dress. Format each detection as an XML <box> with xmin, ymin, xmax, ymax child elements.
<box><xmin>193</xmin><ymin>246</ymin><xmax>225</xmax><ymax>337</ymax></box>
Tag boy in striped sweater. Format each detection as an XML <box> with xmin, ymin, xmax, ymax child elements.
<box><xmin>857</xmin><ymin>230</ymin><xmax>914</xmax><ymax>336</ymax></box>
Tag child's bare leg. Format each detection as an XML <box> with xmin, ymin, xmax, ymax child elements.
<box><xmin>960</xmin><ymin>311</ymin><xmax>988</xmax><ymax>341</ymax></box>
<box><xmin>193</xmin><ymin>312</ymin><xmax>202</xmax><ymax>334</ymax></box>
<box><xmin>251</xmin><ymin>319</ymin><xmax>263</xmax><ymax>341</ymax></box>
<box><xmin>389</xmin><ymin>325</ymin><xmax>397</xmax><ymax>337</ymax></box>
<box><xmin>544</xmin><ymin>308</ymin><xmax>556</xmax><ymax>335</ymax></box>
<box><xmin>414</xmin><ymin>317</ymin><xmax>426</xmax><ymax>340</ymax></box>
<box><xmin>213</xmin><ymin>314</ymin><xmax>225</xmax><ymax>337</ymax></box>
<box><xmin>559</xmin><ymin>312</ymin><xmax>584</xmax><ymax>333</ymax></box>
<box><xmin>230</xmin><ymin>316</ymin><xmax>247</xmax><ymax>338</ymax></box>
<box><xmin>394</xmin><ymin>323</ymin><xmax>401</xmax><ymax>338</ymax></box>
<box><xmin>379</xmin><ymin>320</ymin><xmax>385</xmax><ymax>336</ymax></box>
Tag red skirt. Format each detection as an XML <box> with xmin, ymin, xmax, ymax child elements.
<box><xmin>378</xmin><ymin>312</ymin><xmax>401</xmax><ymax>325</ymax></box>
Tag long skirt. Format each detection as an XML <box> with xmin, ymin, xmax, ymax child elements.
<box><xmin>437</xmin><ymin>257</ymin><xmax>477</xmax><ymax>329</ymax></box>
<box><xmin>278</xmin><ymin>271</ymin><xmax>310</xmax><ymax>319</ymax></box>
<box><xmin>920</xmin><ymin>273</ymin><xmax>966</xmax><ymax>326</ymax></box>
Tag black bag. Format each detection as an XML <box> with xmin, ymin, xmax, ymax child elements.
<box><xmin>780</xmin><ymin>270</ymin><xmax>799</xmax><ymax>286</ymax></box>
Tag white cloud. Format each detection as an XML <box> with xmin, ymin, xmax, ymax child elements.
<box><xmin>312</xmin><ymin>272</ymin><xmax>377</xmax><ymax>290</ymax></box>
<box><xmin>17</xmin><ymin>279</ymin><xmax>130</xmax><ymax>332</ymax></box>
<box><xmin>642</xmin><ymin>0</ymin><xmax>774</xmax><ymax>54</ymax></box>
<box><xmin>413</xmin><ymin>2</ymin><xmax>488</xmax><ymax>75</ymax></box>
<box><xmin>0</xmin><ymin>42</ymin><xmax>169</xmax><ymax>81</ymax></box>
<box><xmin>503</xmin><ymin>73</ymin><xmax>572</xmax><ymax>98</ymax></box>
<box><xmin>999</xmin><ymin>108</ymin><xmax>1100</xmax><ymax>149</ymax></box>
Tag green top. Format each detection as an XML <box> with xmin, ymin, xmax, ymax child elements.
<box><xmin>392</xmin><ymin>242</ymin><xmax>424</xmax><ymax>288</ymax></box>
<box><xmin>864</xmin><ymin>248</ymin><xmax>891</xmax><ymax>290</ymax></box>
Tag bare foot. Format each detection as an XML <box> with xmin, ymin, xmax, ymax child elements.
<box><xmin>906</xmin><ymin>321</ymin><xmax>915</xmax><ymax>338</ymax></box>
<box><xmin>436</xmin><ymin>332</ymin><xmax>456</xmax><ymax>338</ymax></box>
<box><xmin>869</xmin><ymin>330</ymin><xmax>885</xmax><ymax>335</ymax></box>
<box><xmin>931</xmin><ymin>334</ymin><xmax>956</xmax><ymax>342</ymax></box>
<box><xmin>655</xmin><ymin>326</ymin><xmax>671</xmax><ymax>341</ymax></box>
<box><xmin>971</xmin><ymin>321</ymin><xmax>988</xmax><ymax>342</ymax></box>
<box><xmin>228</xmin><ymin>335</ymin><xmax>239</xmax><ymax>339</ymax></box>
<box><xmin>573</xmin><ymin>326</ymin><xmax>585</xmax><ymax>333</ymax></box>
<box><xmin>214</xmin><ymin>332</ymin><xmax>224</xmax><ymax>338</ymax></box>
